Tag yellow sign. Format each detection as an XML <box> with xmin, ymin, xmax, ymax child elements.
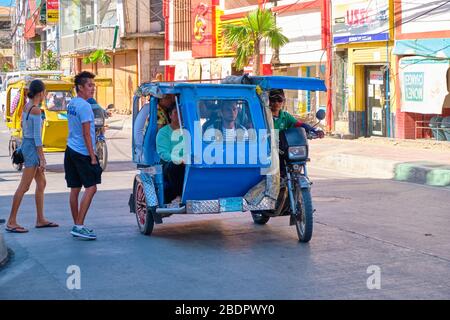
<box><xmin>215</xmin><ymin>9</ymin><xmax>242</xmax><ymax>57</ymax></box>
<box><xmin>47</xmin><ymin>10</ymin><xmax>59</xmax><ymax>24</ymax></box>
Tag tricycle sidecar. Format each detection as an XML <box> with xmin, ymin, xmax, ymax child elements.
<box><xmin>128</xmin><ymin>76</ymin><xmax>326</xmax><ymax>241</ymax></box>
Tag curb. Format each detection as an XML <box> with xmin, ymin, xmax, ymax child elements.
<box><xmin>314</xmin><ymin>154</ymin><xmax>397</xmax><ymax>179</ymax></box>
<box><xmin>0</xmin><ymin>233</ymin><xmax>8</xmax><ymax>267</ymax></box>
<box><xmin>395</xmin><ymin>162</ymin><xmax>450</xmax><ymax>187</ymax></box>
<box><xmin>315</xmin><ymin>154</ymin><xmax>450</xmax><ymax>187</ymax></box>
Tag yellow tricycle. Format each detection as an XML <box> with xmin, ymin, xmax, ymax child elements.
<box><xmin>5</xmin><ymin>75</ymin><xmax>74</xmax><ymax>170</ymax></box>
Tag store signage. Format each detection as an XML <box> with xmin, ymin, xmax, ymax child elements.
<box><xmin>369</xmin><ymin>71</ymin><xmax>384</xmax><ymax>85</ymax></box>
<box><xmin>47</xmin><ymin>0</ymin><xmax>59</xmax><ymax>24</ymax></box>
<box><xmin>192</xmin><ymin>0</ymin><xmax>214</xmax><ymax>58</ymax></box>
<box><xmin>403</xmin><ymin>72</ymin><xmax>424</xmax><ymax>102</ymax></box>
<box><xmin>194</xmin><ymin>3</ymin><xmax>209</xmax><ymax>43</ymax></box>
<box><xmin>399</xmin><ymin>57</ymin><xmax>449</xmax><ymax>114</ymax></box>
<box><xmin>332</xmin><ymin>0</ymin><xmax>389</xmax><ymax>44</ymax></box>
<box><xmin>18</xmin><ymin>60</ymin><xmax>26</xmax><ymax>71</ymax></box>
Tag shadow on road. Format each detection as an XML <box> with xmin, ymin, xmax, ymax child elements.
<box><xmin>45</xmin><ymin>160</ymin><xmax>135</xmax><ymax>173</ymax></box>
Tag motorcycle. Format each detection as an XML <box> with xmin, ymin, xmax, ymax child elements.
<box><xmin>90</xmin><ymin>101</ymin><xmax>114</xmax><ymax>171</ymax></box>
<box><xmin>251</xmin><ymin>109</ymin><xmax>326</xmax><ymax>242</ymax></box>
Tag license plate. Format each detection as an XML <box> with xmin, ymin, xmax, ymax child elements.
<box><xmin>219</xmin><ymin>197</ymin><xmax>243</xmax><ymax>212</ymax></box>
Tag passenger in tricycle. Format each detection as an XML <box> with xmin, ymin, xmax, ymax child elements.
<box><xmin>156</xmin><ymin>104</ymin><xmax>185</xmax><ymax>202</ymax></box>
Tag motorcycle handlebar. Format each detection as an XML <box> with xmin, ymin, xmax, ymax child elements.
<box><xmin>307</xmin><ymin>131</ymin><xmax>321</xmax><ymax>139</ymax></box>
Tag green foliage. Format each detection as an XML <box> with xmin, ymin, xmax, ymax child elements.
<box><xmin>223</xmin><ymin>8</ymin><xmax>289</xmax><ymax>75</ymax></box>
<box><xmin>83</xmin><ymin>49</ymin><xmax>112</xmax><ymax>65</ymax></box>
<box><xmin>40</xmin><ymin>50</ymin><xmax>59</xmax><ymax>70</ymax></box>
<box><xmin>2</xmin><ymin>62</ymin><xmax>12</xmax><ymax>72</ymax></box>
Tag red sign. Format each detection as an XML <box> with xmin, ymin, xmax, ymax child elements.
<box><xmin>191</xmin><ymin>0</ymin><xmax>214</xmax><ymax>58</ymax></box>
<box><xmin>47</xmin><ymin>0</ymin><xmax>59</xmax><ymax>10</ymax></box>
<box><xmin>346</xmin><ymin>8</ymin><xmax>373</xmax><ymax>26</ymax></box>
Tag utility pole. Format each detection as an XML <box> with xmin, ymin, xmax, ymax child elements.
<box><xmin>323</xmin><ymin>0</ymin><xmax>333</xmax><ymax>132</ymax></box>
<box><xmin>270</xmin><ymin>0</ymin><xmax>280</xmax><ymax>66</ymax></box>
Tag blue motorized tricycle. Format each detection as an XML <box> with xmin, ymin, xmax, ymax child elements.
<box><xmin>128</xmin><ymin>76</ymin><xmax>326</xmax><ymax>242</ymax></box>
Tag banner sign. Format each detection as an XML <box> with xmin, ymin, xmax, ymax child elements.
<box><xmin>332</xmin><ymin>0</ymin><xmax>389</xmax><ymax>44</ymax></box>
<box><xmin>47</xmin><ymin>0</ymin><xmax>59</xmax><ymax>24</ymax></box>
<box><xmin>399</xmin><ymin>57</ymin><xmax>450</xmax><ymax>114</ymax></box>
<box><xmin>192</xmin><ymin>0</ymin><xmax>214</xmax><ymax>58</ymax></box>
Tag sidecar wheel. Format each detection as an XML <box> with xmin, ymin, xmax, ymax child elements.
<box><xmin>134</xmin><ymin>176</ymin><xmax>155</xmax><ymax>236</ymax></box>
<box><xmin>251</xmin><ymin>211</ymin><xmax>270</xmax><ymax>225</ymax></box>
<box><xmin>294</xmin><ymin>186</ymin><xmax>313</xmax><ymax>243</ymax></box>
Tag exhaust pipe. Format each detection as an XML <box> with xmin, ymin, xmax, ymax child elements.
<box><xmin>156</xmin><ymin>206</ymin><xmax>186</xmax><ymax>215</ymax></box>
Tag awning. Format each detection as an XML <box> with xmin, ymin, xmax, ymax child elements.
<box><xmin>393</xmin><ymin>39</ymin><xmax>450</xmax><ymax>59</ymax></box>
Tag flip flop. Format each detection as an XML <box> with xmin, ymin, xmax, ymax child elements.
<box><xmin>5</xmin><ymin>226</ymin><xmax>29</xmax><ymax>233</ymax></box>
<box><xmin>35</xmin><ymin>222</ymin><xmax>59</xmax><ymax>228</ymax></box>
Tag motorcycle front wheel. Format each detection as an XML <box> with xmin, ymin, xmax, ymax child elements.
<box><xmin>96</xmin><ymin>140</ymin><xmax>108</xmax><ymax>171</ymax></box>
<box><xmin>293</xmin><ymin>183</ymin><xmax>313</xmax><ymax>243</ymax></box>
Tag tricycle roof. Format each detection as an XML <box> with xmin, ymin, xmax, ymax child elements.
<box><xmin>135</xmin><ymin>82</ymin><xmax>257</xmax><ymax>98</ymax></box>
<box><xmin>134</xmin><ymin>76</ymin><xmax>326</xmax><ymax>98</ymax></box>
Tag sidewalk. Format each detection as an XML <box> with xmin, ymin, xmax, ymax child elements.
<box><xmin>107</xmin><ymin>114</ymin><xmax>450</xmax><ymax>187</ymax></box>
<box><xmin>310</xmin><ymin>137</ymin><xmax>450</xmax><ymax>187</ymax></box>
<box><xmin>106</xmin><ymin>114</ymin><xmax>132</xmax><ymax>133</ymax></box>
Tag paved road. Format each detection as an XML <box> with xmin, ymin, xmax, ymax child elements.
<box><xmin>1</xmin><ymin>122</ymin><xmax>450</xmax><ymax>299</ymax></box>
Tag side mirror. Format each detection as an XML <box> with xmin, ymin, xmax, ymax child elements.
<box><xmin>316</xmin><ymin>109</ymin><xmax>326</xmax><ymax>121</ymax></box>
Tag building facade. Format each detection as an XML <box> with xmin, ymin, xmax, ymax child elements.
<box><xmin>331</xmin><ymin>0</ymin><xmax>397</xmax><ymax>138</ymax></box>
<box><xmin>59</xmin><ymin>0</ymin><xmax>165</xmax><ymax>113</ymax></box>
<box><xmin>163</xmin><ymin>0</ymin><xmax>333</xmax><ymax>128</ymax></box>
<box><xmin>12</xmin><ymin>0</ymin><xmax>57</xmax><ymax>71</ymax></box>
<box><xmin>392</xmin><ymin>0</ymin><xmax>450</xmax><ymax>139</ymax></box>
<box><xmin>0</xmin><ymin>6</ymin><xmax>13</xmax><ymax>70</ymax></box>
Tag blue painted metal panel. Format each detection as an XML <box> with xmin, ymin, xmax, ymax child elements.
<box><xmin>182</xmin><ymin>166</ymin><xmax>264</xmax><ymax>201</ymax></box>
<box><xmin>250</xmin><ymin>76</ymin><xmax>327</xmax><ymax>92</ymax></box>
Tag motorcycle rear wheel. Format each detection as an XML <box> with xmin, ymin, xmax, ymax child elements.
<box><xmin>96</xmin><ymin>140</ymin><xmax>108</xmax><ymax>171</ymax></box>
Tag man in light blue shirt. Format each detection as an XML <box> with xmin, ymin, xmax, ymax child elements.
<box><xmin>64</xmin><ymin>71</ymin><xmax>102</xmax><ymax>240</ymax></box>
<box><xmin>67</xmin><ymin>97</ymin><xmax>96</xmax><ymax>155</ymax></box>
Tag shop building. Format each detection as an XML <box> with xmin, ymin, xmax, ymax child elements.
<box><xmin>392</xmin><ymin>0</ymin><xmax>450</xmax><ymax>139</ymax></box>
<box><xmin>331</xmin><ymin>0</ymin><xmax>397</xmax><ymax>138</ymax></box>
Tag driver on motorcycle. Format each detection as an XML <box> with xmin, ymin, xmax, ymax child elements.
<box><xmin>269</xmin><ymin>89</ymin><xmax>324</xmax><ymax>138</ymax></box>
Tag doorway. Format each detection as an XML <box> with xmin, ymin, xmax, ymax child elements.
<box><xmin>365</xmin><ymin>66</ymin><xmax>387</xmax><ymax>137</ymax></box>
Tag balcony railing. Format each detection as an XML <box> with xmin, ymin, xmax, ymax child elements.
<box><xmin>60</xmin><ymin>25</ymin><xmax>120</xmax><ymax>55</ymax></box>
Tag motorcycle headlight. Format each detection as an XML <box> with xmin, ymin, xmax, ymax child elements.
<box><xmin>94</xmin><ymin>117</ymin><xmax>104</xmax><ymax>126</ymax></box>
<box><xmin>288</xmin><ymin>146</ymin><xmax>308</xmax><ymax>161</ymax></box>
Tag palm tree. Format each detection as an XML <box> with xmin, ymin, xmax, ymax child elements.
<box><xmin>83</xmin><ymin>49</ymin><xmax>112</xmax><ymax>65</ymax></box>
<box><xmin>223</xmin><ymin>8</ymin><xmax>289</xmax><ymax>75</ymax></box>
